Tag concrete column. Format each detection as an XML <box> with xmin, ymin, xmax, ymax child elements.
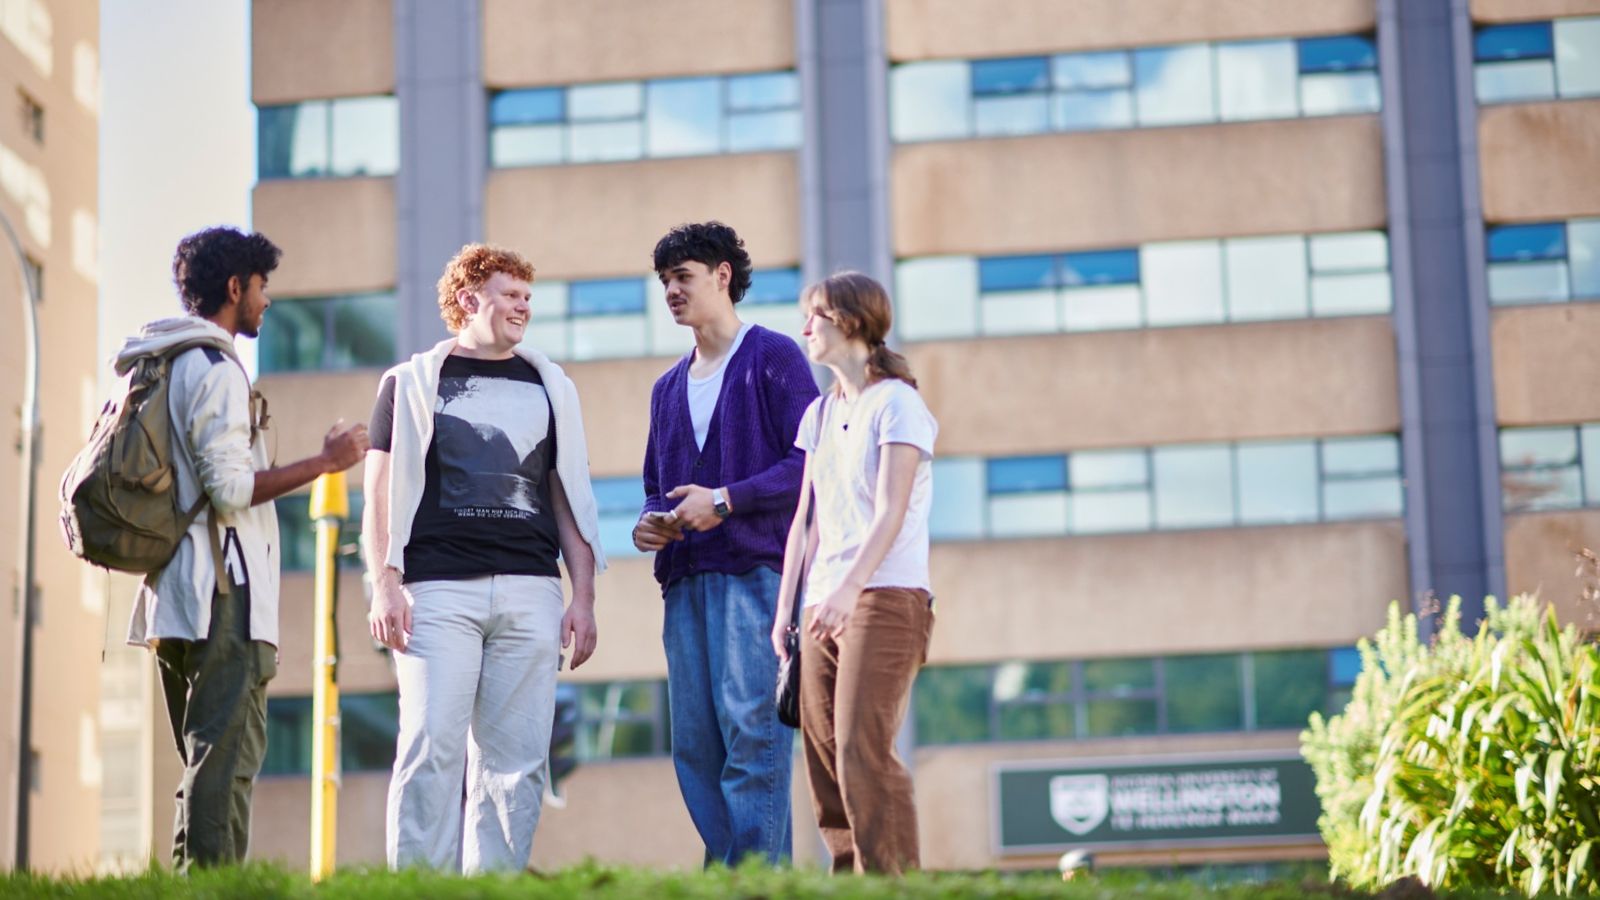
<box><xmin>797</xmin><ymin>0</ymin><xmax>892</xmax><ymax>287</ymax></box>
<box><xmin>1378</xmin><ymin>0</ymin><xmax>1505</xmax><ymax>632</ymax></box>
<box><xmin>394</xmin><ymin>0</ymin><xmax>486</xmax><ymax>357</ymax></box>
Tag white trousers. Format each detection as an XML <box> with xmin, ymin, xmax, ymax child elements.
<box><xmin>385</xmin><ymin>574</ymin><xmax>564</xmax><ymax>873</ymax></box>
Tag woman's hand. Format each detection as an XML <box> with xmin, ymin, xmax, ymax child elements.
<box><xmin>771</xmin><ymin>609</ymin><xmax>792</xmax><ymax>661</ymax></box>
<box><xmin>807</xmin><ymin>583</ymin><xmax>862</xmax><ymax>642</ymax></box>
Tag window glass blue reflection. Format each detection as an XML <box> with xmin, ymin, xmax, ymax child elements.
<box><xmin>728</xmin><ymin>72</ymin><xmax>799</xmax><ymax>110</ymax></box>
<box><xmin>929</xmin><ymin>458</ymin><xmax>986</xmax><ymax>541</ymax></box>
<box><xmin>1134</xmin><ymin>45</ymin><xmax>1214</xmax><ymax>124</ymax></box>
<box><xmin>569</xmin><ymin>279</ymin><xmax>644</xmax><ymax>317</ymax></box>
<box><xmin>646</xmin><ymin>78</ymin><xmax>720</xmax><ymax>157</ymax></box>
<box><xmin>1569</xmin><ymin>220</ymin><xmax>1600</xmax><ymax>297</ymax></box>
<box><xmin>745</xmin><ymin>268</ymin><xmax>801</xmax><ymax>305</ymax></box>
<box><xmin>492</xmin><ymin>70</ymin><xmax>799</xmax><ymax>167</ymax></box>
<box><xmin>1329</xmin><ymin>647</ymin><xmax>1362</xmax><ymax>686</ymax></box>
<box><xmin>1322</xmin><ymin>436</ymin><xmax>1400</xmax><ymax>475</ymax></box>
<box><xmin>330</xmin><ymin>97</ymin><xmax>399</xmax><ymax>177</ymax></box>
<box><xmin>988</xmin><ymin>456</ymin><xmax>1067</xmax><ymax>494</ymax></box>
<box><xmin>1054</xmin><ymin>51</ymin><xmax>1131</xmax><ymax>89</ymax></box>
<box><xmin>1237</xmin><ymin>442</ymin><xmax>1319</xmax><ymax>524</ymax></box>
<box><xmin>1153</xmin><ymin>445</ymin><xmax>1233</xmax><ymax>528</ymax></box>
<box><xmin>491</xmin><ymin>88</ymin><xmax>564</xmax><ymax>125</ymax></box>
<box><xmin>1488</xmin><ymin>223</ymin><xmax>1567</xmax><ymax>262</ymax></box>
<box><xmin>1061</xmin><ymin>249</ymin><xmax>1139</xmax><ymax>286</ymax></box>
<box><xmin>979</xmin><ymin>255</ymin><xmax>1056</xmax><ymax>292</ymax></box>
<box><xmin>258</xmin><ymin>104</ymin><xmax>328</xmax><ymax>178</ymax></box>
<box><xmin>972</xmin><ymin>57</ymin><xmax>1051</xmax><ymax>95</ymax></box>
<box><xmin>593</xmin><ymin>476</ymin><xmax>645</xmax><ymax>559</ymax></box>
<box><xmin>1297</xmin><ymin>35</ymin><xmax>1379</xmax><ymax>73</ymax></box>
<box><xmin>1475</xmin><ymin>22</ymin><xmax>1555</xmax><ymax>61</ymax></box>
<box><xmin>570</xmin><ymin>83</ymin><xmax>642</xmax><ymax>120</ymax></box>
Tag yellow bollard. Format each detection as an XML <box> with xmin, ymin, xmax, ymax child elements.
<box><xmin>308</xmin><ymin>471</ymin><xmax>347</xmax><ymax>881</ymax></box>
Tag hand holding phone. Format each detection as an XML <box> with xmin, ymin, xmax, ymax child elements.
<box><xmin>633</xmin><ymin>509</ymin><xmax>685</xmax><ymax>552</ymax></box>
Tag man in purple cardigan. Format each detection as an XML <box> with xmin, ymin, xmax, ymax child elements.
<box><xmin>632</xmin><ymin>222</ymin><xmax>818</xmax><ymax>866</ymax></box>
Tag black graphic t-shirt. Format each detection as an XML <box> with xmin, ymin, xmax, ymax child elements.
<box><xmin>370</xmin><ymin>355</ymin><xmax>561</xmax><ymax>582</ymax></box>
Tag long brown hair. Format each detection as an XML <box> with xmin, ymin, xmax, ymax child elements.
<box><xmin>802</xmin><ymin>271</ymin><xmax>918</xmax><ymax>390</ymax></box>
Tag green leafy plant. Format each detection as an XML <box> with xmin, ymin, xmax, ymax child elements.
<box><xmin>1303</xmin><ymin>594</ymin><xmax>1600</xmax><ymax>895</ymax></box>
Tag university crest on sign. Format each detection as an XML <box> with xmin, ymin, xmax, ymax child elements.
<box><xmin>1049</xmin><ymin>774</ymin><xmax>1110</xmax><ymax>836</ymax></box>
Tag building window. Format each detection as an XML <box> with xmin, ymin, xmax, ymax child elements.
<box><xmin>593</xmin><ymin>476</ymin><xmax>645</xmax><ymax>560</ymax></box>
<box><xmin>490</xmin><ymin>71</ymin><xmax>801</xmax><ymax>168</ymax></box>
<box><xmin>262</xmin><ymin>692</ymin><xmax>400</xmax><ymax>776</ymax></box>
<box><xmin>1500</xmin><ymin>422</ymin><xmax>1600</xmax><ymax>512</ymax></box>
<box><xmin>1486</xmin><ymin>218</ymin><xmax>1600</xmax><ymax>305</ymax></box>
<box><xmin>576</xmin><ymin>680</ymin><xmax>670</xmax><ymax>761</ymax></box>
<box><xmin>257</xmin><ymin>95</ymin><xmax>399</xmax><ymax>179</ymax></box>
<box><xmin>521</xmin><ymin>267</ymin><xmax>802</xmax><ymax>361</ymax></box>
<box><xmin>914</xmin><ymin>647</ymin><xmax>1357</xmax><ymax>747</ymax></box>
<box><xmin>275</xmin><ymin>492</ymin><xmax>365</xmax><ymax>573</ymax></box>
<box><xmin>929</xmin><ymin>434</ymin><xmax>1403</xmax><ymax>543</ymax></box>
<box><xmin>889</xmin><ymin>34</ymin><xmax>1379</xmax><ymax>143</ymax></box>
<box><xmin>1475</xmin><ymin>17</ymin><xmax>1600</xmax><ymax>104</ymax></box>
<box><xmin>257</xmin><ymin>292</ymin><xmax>396</xmax><ymax>374</ymax></box>
<box><xmin>895</xmin><ymin>230</ymin><xmax>1390</xmax><ymax>343</ymax></box>
<box><xmin>19</xmin><ymin>90</ymin><xmax>42</xmax><ymax>143</ymax></box>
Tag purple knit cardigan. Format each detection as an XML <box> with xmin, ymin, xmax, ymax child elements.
<box><xmin>641</xmin><ymin>325</ymin><xmax>820</xmax><ymax>590</ymax></box>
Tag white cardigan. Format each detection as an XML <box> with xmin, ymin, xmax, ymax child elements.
<box><xmin>379</xmin><ymin>338</ymin><xmax>608</xmax><ymax>576</ymax></box>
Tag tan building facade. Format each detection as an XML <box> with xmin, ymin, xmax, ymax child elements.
<box><xmin>66</xmin><ymin>0</ymin><xmax>1595</xmax><ymax>877</ymax></box>
<box><xmin>0</xmin><ymin>0</ymin><xmax>103</xmax><ymax>873</ymax></box>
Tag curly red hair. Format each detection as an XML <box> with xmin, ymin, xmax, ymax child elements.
<box><xmin>436</xmin><ymin>244</ymin><xmax>536</xmax><ymax>333</ymax></box>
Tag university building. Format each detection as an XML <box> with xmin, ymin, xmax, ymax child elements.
<box><xmin>77</xmin><ymin>0</ymin><xmax>1600</xmax><ymax>874</ymax></box>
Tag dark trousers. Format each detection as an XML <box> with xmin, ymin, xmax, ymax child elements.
<box><xmin>155</xmin><ymin>582</ymin><xmax>275</xmax><ymax>871</ymax></box>
<box><xmin>799</xmin><ymin>587</ymin><xmax>933</xmax><ymax>875</ymax></box>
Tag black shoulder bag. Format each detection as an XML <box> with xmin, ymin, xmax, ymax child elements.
<box><xmin>776</xmin><ymin>396</ymin><xmax>828</xmax><ymax>728</ymax></box>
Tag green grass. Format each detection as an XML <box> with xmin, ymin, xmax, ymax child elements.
<box><xmin>0</xmin><ymin>861</ymin><xmax>1524</xmax><ymax>899</ymax></box>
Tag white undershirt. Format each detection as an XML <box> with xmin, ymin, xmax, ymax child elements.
<box><xmin>688</xmin><ymin>322</ymin><xmax>753</xmax><ymax>451</ymax></box>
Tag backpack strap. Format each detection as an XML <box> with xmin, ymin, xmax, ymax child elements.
<box><xmin>164</xmin><ymin>336</ymin><xmax>248</xmax><ymax>598</ymax></box>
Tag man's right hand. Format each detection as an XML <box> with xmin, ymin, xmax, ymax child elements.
<box><xmin>322</xmin><ymin>420</ymin><xmax>371</xmax><ymax>473</ymax></box>
<box><xmin>369</xmin><ymin>573</ymin><xmax>411</xmax><ymax>651</ymax></box>
<box><xmin>632</xmin><ymin>510</ymin><xmax>684</xmax><ymax>552</ymax></box>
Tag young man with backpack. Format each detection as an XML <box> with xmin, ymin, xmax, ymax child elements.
<box><xmin>114</xmin><ymin>227</ymin><xmax>369</xmax><ymax>870</ymax></box>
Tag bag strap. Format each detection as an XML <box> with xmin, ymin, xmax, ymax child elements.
<box><xmin>160</xmin><ymin>337</ymin><xmax>244</xmax><ymax>598</ymax></box>
<box><xmin>787</xmin><ymin>394</ymin><xmax>830</xmax><ymax>628</ymax></box>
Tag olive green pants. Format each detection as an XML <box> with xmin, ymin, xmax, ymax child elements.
<box><xmin>155</xmin><ymin>582</ymin><xmax>276</xmax><ymax>871</ymax></box>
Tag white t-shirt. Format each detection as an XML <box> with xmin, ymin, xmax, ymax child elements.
<box><xmin>687</xmin><ymin>322</ymin><xmax>753</xmax><ymax>451</ymax></box>
<box><xmin>795</xmin><ymin>379</ymin><xmax>938</xmax><ymax>607</ymax></box>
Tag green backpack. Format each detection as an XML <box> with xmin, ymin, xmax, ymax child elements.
<box><xmin>59</xmin><ymin>336</ymin><xmax>255</xmax><ymax>593</ymax></box>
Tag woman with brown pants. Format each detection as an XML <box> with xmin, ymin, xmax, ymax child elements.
<box><xmin>771</xmin><ymin>271</ymin><xmax>938</xmax><ymax>874</ymax></box>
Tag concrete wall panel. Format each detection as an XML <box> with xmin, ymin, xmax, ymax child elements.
<box><xmin>484</xmin><ymin>0</ymin><xmax>793</xmax><ymax>87</ymax></box>
<box><xmin>893</xmin><ymin>118</ymin><xmax>1387</xmax><ymax>257</ymax></box>
<box><xmin>887</xmin><ymin>0</ymin><xmax>1375</xmax><ymax>61</ymax></box>
<box><xmin>485</xmin><ymin>154</ymin><xmax>800</xmax><ymax>281</ymax></box>
<box><xmin>1472</xmin><ymin>0</ymin><xmax>1600</xmax><ymax>22</ymax></box>
<box><xmin>1480</xmin><ymin>100</ymin><xmax>1600</xmax><ymax>223</ymax></box>
<box><xmin>1492</xmin><ymin>304</ymin><xmax>1600</xmax><ymax>426</ymax></box>
<box><xmin>254</xmin><ymin>178</ymin><xmax>397</xmax><ymax>296</ymax></box>
<box><xmin>255</xmin><ymin>369</ymin><xmax>387</xmax><ymax>469</ymax></box>
<box><xmin>1504</xmin><ymin>510</ymin><xmax>1600</xmax><ymax>630</ymax></box>
<box><xmin>252</xmin><ymin>0</ymin><xmax>393</xmax><ymax>104</ymax></box>
<box><xmin>911</xmin><ymin>318</ymin><xmax>1401</xmax><ymax>456</ymax></box>
<box><xmin>925</xmin><ymin>521</ymin><xmax>1408</xmax><ymax>665</ymax></box>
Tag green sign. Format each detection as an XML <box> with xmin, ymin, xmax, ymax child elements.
<box><xmin>994</xmin><ymin>753</ymin><xmax>1322</xmax><ymax>854</ymax></box>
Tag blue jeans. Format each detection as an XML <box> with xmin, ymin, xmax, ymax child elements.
<box><xmin>663</xmin><ymin>567</ymin><xmax>793</xmax><ymax>866</ymax></box>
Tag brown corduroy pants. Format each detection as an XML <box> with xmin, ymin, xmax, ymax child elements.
<box><xmin>799</xmin><ymin>587</ymin><xmax>933</xmax><ymax>875</ymax></box>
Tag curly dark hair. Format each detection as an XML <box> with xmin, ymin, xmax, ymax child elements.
<box><xmin>172</xmin><ymin>227</ymin><xmax>282</xmax><ymax>317</ymax></box>
<box><xmin>652</xmin><ymin>221</ymin><xmax>753</xmax><ymax>304</ymax></box>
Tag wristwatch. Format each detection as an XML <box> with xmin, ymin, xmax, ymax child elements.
<box><xmin>712</xmin><ymin>488</ymin><xmax>731</xmax><ymax>519</ymax></box>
